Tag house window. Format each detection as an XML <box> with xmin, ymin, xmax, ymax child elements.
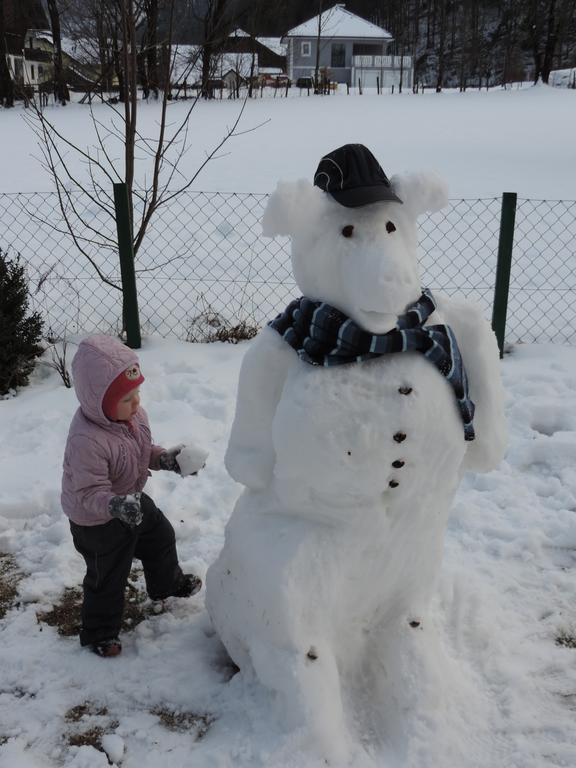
<box><xmin>331</xmin><ymin>43</ymin><xmax>345</xmax><ymax>68</ymax></box>
<box><xmin>352</xmin><ymin>44</ymin><xmax>382</xmax><ymax>56</ymax></box>
<box><xmin>31</xmin><ymin>65</ymin><xmax>35</xmax><ymax>80</ymax></box>
<box><xmin>301</xmin><ymin>41</ymin><xmax>311</xmax><ymax>57</ymax></box>
<box><xmin>38</xmin><ymin>66</ymin><xmax>43</xmax><ymax>78</ymax></box>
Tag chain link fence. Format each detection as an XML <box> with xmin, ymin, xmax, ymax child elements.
<box><xmin>0</xmin><ymin>190</ymin><xmax>574</xmax><ymax>345</ymax></box>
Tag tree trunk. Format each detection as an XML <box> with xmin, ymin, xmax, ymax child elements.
<box><xmin>113</xmin><ymin>31</ymin><xmax>124</xmax><ymax>101</ymax></box>
<box><xmin>120</xmin><ymin>0</ymin><xmax>138</xmax><ymax>211</ymax></box>
<box><xmin>95</xmin><ymin>10</ymin><xmax>108</xmax><ymax>99</ymax></box>
<box><xmin>436</xmin><ymin>0</ymin><xmax>447</xmax><ymax>91</ymax></box>
<box><xmin>526</xmin><ymin>0</ymin><xmax>544</xmax><ymax>83</ymax></box>
<box><xmin>46</xmin><ymin>0</ymin><xmax>70</xmax><ymax>105</ymax></box>
<box><xmin>200</xmin><ymin>0</ymin><xmax>231</xmax><ymax>99</ymax></box>
<box><xmin>138</xmin><ymin>41</ymin><xmax>150</xmax><ymax>98</ymax></box>
<box><xmin>0</xmin><ymin>1</ymin><xmax>15</xmax><ymax>107</ymax></box>
<box><xmin>201</xmin><ymin>40</ymin><xmax>214</xmax><ymax>98</ymax></box>
<box><xmin>314</xmin><ymin>0</ymin><xmax>323</xmax><ymax>93</ymax></box>
<box><xmin>541</xmin><ymin>0</ymin><xmax>559</xmax><ymax>83</ymax></box>
<box><xmin>248</xmin><ymin>49</ymin><xmax>255</xmax><ymax>97</ymax></box>
<box><xmin>412</xmin><ymin>0</ymin><xmax>421</xmax><ymax>92</ymax></box>
<box><xmin>145</xmin><ymin>0</ymin><xmax>159</xmax><ymax>97</ymax></box>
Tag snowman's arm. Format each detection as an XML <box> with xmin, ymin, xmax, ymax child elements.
<box><xmin>225</xmin><ymin>326</ymin><xmax>295</xmax><ymax>489</ymax></box>
<box><xmin>437</xmin><ymin>296</ymin><xmax>508</xmax><ymax>472</ymax></box>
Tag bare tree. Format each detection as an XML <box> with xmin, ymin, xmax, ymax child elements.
<box><xmin>435</xmin><ymin>0</ymin><xmax>448</xmax><ymax>91</ymax></box>
<box><xmin>313</xmin><ymin>0</ymin><xmax>323</xmax><ymax>91</ymax></box>
<box><xmin>46</xmin><ymin>0</ymin><xmax>70</xmax><ymax>104</ymax></box>
<box><xmin>24</xmin><ymin>0</ymin><xmax>266</xmax><ymax>330</ymax></box>
<box><xmin>311</xmin><ymin>2</ymin><xmax>340</xmax><ymax>94</ymax></box>
<box><xmin>538</xmin><ymin>0</ymin><xmax>574</xmax><ymax>82</ymax></box>
<box><xmin>143</xmin><ymin>0</ymin><xmax>159</xmax><ymax>98</ymax></box>
<box><xmin>0</xmin><ymin>1</ymin><xmax>15</xmax><ymax>107</ymax></box>
<box><xmin>197</xmin><ymin>0</ymin><xmax>234</xmax><ymax>98</ymax></box>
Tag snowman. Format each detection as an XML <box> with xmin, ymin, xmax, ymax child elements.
<box><xmin>206</xmin><ymin>145</ymin><xmax>507</xmax><ymax>762</ymax></box>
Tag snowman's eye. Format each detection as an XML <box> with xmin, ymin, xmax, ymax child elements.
<box><xmin>386</xmin><ymin>221</ymin><xmax>396</xmax><ymax>233</ymax></box>
<box><xmin>342</xmin><ymin>225</ymin><xmax>354</xmax><ymax>238</ymax></box>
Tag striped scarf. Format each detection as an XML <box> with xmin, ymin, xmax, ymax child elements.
<box><xmin>268</xmin><ymin>289</ymin><xmax>475</xmax><ymax>441</ymax></box>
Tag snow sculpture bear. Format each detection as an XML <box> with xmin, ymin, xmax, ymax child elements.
<box><xmin>206</xmin><ymin>145</ymin><xmax>507</xmax><ymax>762</ymax></box>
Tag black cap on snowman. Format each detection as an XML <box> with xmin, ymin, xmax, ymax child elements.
<box><xmin>313</xmin><ymin>143</ymin><xmax>403</xmax><ymax>208</ymax></box>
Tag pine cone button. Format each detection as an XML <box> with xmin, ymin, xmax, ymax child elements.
<box><xmin>393</xmin><ymin>432</ymin><xmax>407</xmax><ymax>443</ymax></box>
<box><xmin>398</xmin><ymin>386</ymin><xmax>413</xmax><ymax>395</ymax></box>
<box><xmin>392</xmin><ymin>460</ymin><xmax>405</xmax><ymax>468</ymax></box>
<box><xmin>389</xmin><ymin>480</ymin><xmax>399</xmax><ymax>488</ymax></box>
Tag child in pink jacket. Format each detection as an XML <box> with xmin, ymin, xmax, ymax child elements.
<box><xmin>62</xmin><ymin>335</ymin><xmax>203</xmax><ymax>658</ymax></box>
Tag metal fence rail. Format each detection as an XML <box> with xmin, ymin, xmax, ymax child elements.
<box><xmin>0</xmin><ymin>190</ymin><xmax>574</xmax><ymax>345</ymax></box>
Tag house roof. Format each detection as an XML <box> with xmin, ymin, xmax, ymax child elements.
<box><xmin>284</xmin><ymin>5</ymin><xmax>392</xmax><ymax>41</ymax></box>
<box><xmin>24</xmin><ymin>48</ymin><xmax>53</xmax><ymax>63</ymax></box>
<box><xmin>221</xmin><ymin>31</ymin><xmax>285</xmax><ymax>70</ymax></box>
<box><xmin>256</xmin><ymin>37</ymin><xmax>286</xmax><ymax>57</ymax></box>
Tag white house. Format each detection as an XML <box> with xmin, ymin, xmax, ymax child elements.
<box><xmin>5</xmin><ymin>30</ymin><xmax>52</xmax><ymax>89</ymax></box>
<box><xmin>282</xmin><ymin>4</ymin><xmax>413</xmax><ymax>89</ymax></box>
<box><xmin>549</xmin><ymin>68</ymin><xmax>576</xmax><ymax>88</ymax></box>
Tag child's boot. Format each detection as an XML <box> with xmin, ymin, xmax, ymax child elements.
<box><xmin>91</xmin><ymin>637</ymin><xmax>122</xmax><ymax>657</ymax></box>
<box><xmin>172</xmin><ymin>573</ymin><xmax>202</xmax><ymax>598</ymax></box>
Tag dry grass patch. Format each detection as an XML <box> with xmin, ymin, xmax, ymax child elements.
<box><xmin>67</xmin><ymin>725</ymin><xmax>107</xmax><ymax>750</ymax></box>
<box><xmin>64</xmin><ymin>702</ymin><xmax>118</xmax><ymax>756</ymax></box>
<box><xmin>37</xmin><ymin>568</ymin><xmax>166</xmax><ymax>636</ymax></box>
<box><xmin>37</xmin><ymin>586</ymin><xmax>82</xmax><ymax>636</ymax></box>
<box><xmin>152</xmin><ymin>707</ymin><xmax>215</xmax><ymax>739</ymax></box>
<box><xmin>556</xmin><ymin>629</ymin><xmax>576</xmax><ymax>649</ymax></box>
<box><xmin>186</xmin><ymin>306</ymin><xmax>258</xmax><ymax>344</ymax></box>
<box><xmin>0</xmin><ymin>553</ymin><xmax>23</xmax><ymax>619</ymax></box>
<box><xmin>65</xmin><ymin>703</ymin><xmax>110</xmax><ymax>722</ymax></box>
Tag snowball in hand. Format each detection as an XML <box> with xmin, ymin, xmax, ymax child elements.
<box><xmin>177</xmin><ymin>444</ymin><xmax>208</xmax><ymax>476</ymax></box>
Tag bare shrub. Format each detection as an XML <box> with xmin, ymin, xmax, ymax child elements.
<box><xmin>186</xmin><ymin>299</ymin><xmax>258</xmax><ymax>344</ymax></box>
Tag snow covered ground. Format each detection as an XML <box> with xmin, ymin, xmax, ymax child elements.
<box><xmin>1</xmin><ymin>340</ymin><xmax>576</xmax><ymax>768</ymax></box>
<box><xmin>1</xmin><ymin>85</ymin><xmax>576</xmax><ymax>767</ymax></box>
<box><xmin>0</xmin><ymin>82</ymin><xmax>574</xmax><ymax>198</ymax></box>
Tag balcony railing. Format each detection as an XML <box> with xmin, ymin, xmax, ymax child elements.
<box><xmin>353</xmin><ymin>55</ymin><xmax>412</xmax><ymax>69</ymax></box>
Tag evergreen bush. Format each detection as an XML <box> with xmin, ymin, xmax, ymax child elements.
<box><xmin>0</xmin><ymin>249</ymin><xmax>44</xmax><ymax>396</ymax></box>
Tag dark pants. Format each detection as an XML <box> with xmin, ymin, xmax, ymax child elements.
<box><xmin>70</xmin><ymin>493</ymin><xmax>183</xmax><ymax>646</ymax></box>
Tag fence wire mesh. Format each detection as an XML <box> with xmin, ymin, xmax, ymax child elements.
<box><xmin>509</xmin><ymin>199</ymin><xmax>576</xmax><ymax>344</ymax></box>
<box><xmin>0</xmin><ymin>190</ymin><xmax>574</xmax><ymax>345</ymax></box>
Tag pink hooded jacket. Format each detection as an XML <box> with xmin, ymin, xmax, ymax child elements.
<box><xmin>61</xmin><ymin>335</ymin><xmax>164</xmax><ymax>526</ymax></box>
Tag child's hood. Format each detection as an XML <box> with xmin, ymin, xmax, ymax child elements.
<box><xmin>72</xmin><ymin>335</ymin><xmax>140</xmax><ymax>425</ymax></box>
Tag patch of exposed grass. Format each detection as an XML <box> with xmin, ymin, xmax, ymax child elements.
<box><xmin>64</xmin><ymin>701</ymin><xmax>119</xmax><ymax>758</ymax></box>
<box><xmin>0</xmin><ymin>686</ymin><xmax>35</xmax><ymax>700</ymax></box>
<box><xmin>152</xmin><ymin>707</ymin><xmax>215</xmax><ymax>739</ymax></box>
<box><xmin>37</xmin><ymin>586</ymin><xmax>82</xmax><ymax>636</ymax></box>
<box><xmin>37</xmin><ymin>568</ymin><xmax>166</xmax><ymax>636</ymax></box>
<box><xmin>0</xmin><ymin>553</ymin><xmax>22</xmax><ymax>619</ymax></box>
<box><xmin>210</xmin><ymin>320</ymin><xmax>258</xmax><ymax>344</ymax></box>
<box><xmin>556</xmin><ymin>629</ymin><xmax>576</xmax><ymax>649</ymax></box>
<box><xmin>186</xmin><ymin>306</ymin><xmax>258</xmax><ymax>344</ymax></box>
<box><xmin>67</xmin><ymin>726</ymin><xmax>107</xmax><ymax>750</ymax></box>
<box><xmin>65</xmin><ymin>703</ymin><xmax>109</xmax><ymax>723</ymax></box>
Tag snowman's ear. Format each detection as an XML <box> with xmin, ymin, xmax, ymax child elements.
<box><xmin>390</xmin><ymin>172</ymin><xmax>449</xmax><ymax>216</ymax></box>
<box><xmin>262</xmin><ymin>179</ymin><xmax>324</xmax><ymax>237</ymax></box>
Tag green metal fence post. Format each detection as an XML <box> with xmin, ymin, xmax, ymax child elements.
<box><xmin>491</xmin><ymin>192</ymin><xmax>517</xmax><ymax>358</ymax></box>
<box><xmin>113</xmin><ymin>182</ymin><xmax>141</xmax><ymax>349</ymax></box>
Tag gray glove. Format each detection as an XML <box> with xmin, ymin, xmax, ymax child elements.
<box><xmin>109</xmin><ymin>493</ymin><xmax>142</xmax><ymax>526</ymax></box>
<box><xmin>158</xmin><ymin>445</ymin><xmax>183</xmax><ymax>474</ymax></box>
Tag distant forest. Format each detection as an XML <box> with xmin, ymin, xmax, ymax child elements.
<box><xmin>238</xmin><ymin>0</ymin><xmax>576</xmax><ymax>87</ymax></box>
<box><xmin>150</xmin><ymin>0</ymin><xmax>576</xmax><ymax>86</ymax></box>
<box><xmin>5</xmin><ymin>0</ymin><xmax>576</xmax><ymax>91</ymax></box>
